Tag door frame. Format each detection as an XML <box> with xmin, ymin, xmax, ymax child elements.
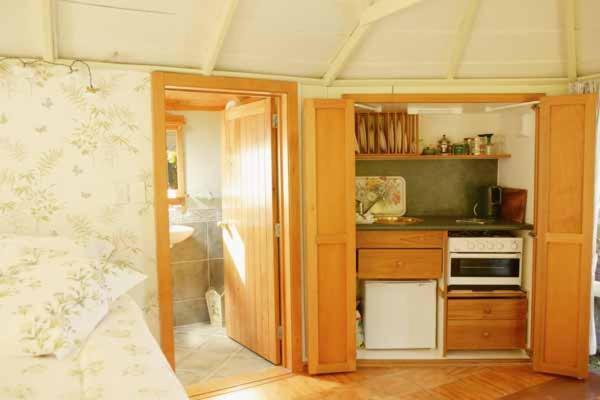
<box><xmin>151</xmin><ymin>72</ymin><xmax>302</xmax><ymax>374</ymax></box>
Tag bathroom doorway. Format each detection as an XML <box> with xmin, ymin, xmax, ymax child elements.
<box><xmin>151</xmin><ymin>73</ymin><xmax>301</xmax><ymax>397</ymax></box>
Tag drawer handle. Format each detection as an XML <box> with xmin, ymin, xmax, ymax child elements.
<box><xmin>395</xmin><ymin>261</ymin><xmax>404</xmax><ymax>267</ymax></box>
<box><xmin>483</xmin><ymin>307</ymin><xmax>492</xmax><ymax>314</ymax></box>
<box><xmin>482</xmin><ymin>331</ymin><xmax>490</xmax><ymax>338</ymax></box>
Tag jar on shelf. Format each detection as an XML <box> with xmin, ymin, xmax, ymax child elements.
<box><xmin>438</xmin><ymin>135</ymin><xmax>451</xmax><ymax>155</ymax></box>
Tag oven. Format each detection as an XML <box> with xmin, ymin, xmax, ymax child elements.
<box><xmin>447</xmin><ymin>236</ymin><xmax>523</xmax><ymax>289</ymax></box>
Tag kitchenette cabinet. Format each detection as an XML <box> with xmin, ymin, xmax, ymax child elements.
<box><xmin>303</xmin><ymin>93</ymin><xmax>597</xmax><ymax>379</ymax></box>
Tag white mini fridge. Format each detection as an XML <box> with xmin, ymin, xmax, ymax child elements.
<box><xmin>363</xmin><ymin>280</ymin><xmax>437</xmax><ymax>349</ymax></box>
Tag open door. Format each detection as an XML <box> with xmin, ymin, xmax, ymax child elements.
<box><xmin>303</xmin><ymin>99</ymin><xmax>356</xmax><ymax>374</ymax></box>
<box><xmin>221</xmin><ymin>98</ymin><xmax>281</xmax><ymax>364</ymax></box>
<box><xmin>533</xmin><ymin>94</ymin><xmax>598</xmax><ymax>378</ymax></box>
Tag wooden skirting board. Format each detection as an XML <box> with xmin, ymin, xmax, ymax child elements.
<box><xmin>357</xmin><ymin>358</ymin><xmax>531</xmax><ymax>368</ymax></box>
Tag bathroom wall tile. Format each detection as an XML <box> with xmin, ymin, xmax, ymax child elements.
<box><xmin>171</xmin><ymin>222</ymin><xmax>208</xmax><ymax>262</ymax></box>
<box><xmin>207</xmin><ymin>221</ymin><xmax>224</xmax><ymax>259</ymax></box>
<box><xmin>174</xmin><ymin>299</ymin><xmax>209</xmax><ymax>326</ymax></box>
<box><xmin>172</xmin><ymin>260</ymin><xmax>209</xmax><ymax>301</ymax></box>
<box><xmin>209</xmin><ymin>258</ymin><xmax>224</xmax><ymax>293</ymax></box>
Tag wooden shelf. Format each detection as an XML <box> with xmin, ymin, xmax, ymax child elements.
<box><xmin>355</xmin><ymin>154</ymin><xmax>511</xmax><ymax>161</ymax></box>
<box><xmin>447</xmin><ymin>290</ymin><xmax>527</xmax><ymax>299</ymax></box>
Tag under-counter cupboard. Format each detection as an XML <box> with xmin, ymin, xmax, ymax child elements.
<box><xmin>303</xmin><ymin>93</ymin><xmax>597</xmax><ymax>379</ymax></box>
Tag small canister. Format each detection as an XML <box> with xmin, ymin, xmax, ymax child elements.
<box><xmin>463</xmin><ymin>137</ymin><xmax>474</xmax><ymax>155</ymax></box>
<box><xmin>453</xmin><ymin>144</ymin><xmax>466</xmax><ymax>155</ymax></box>
<box><xmin>472</xmin><ymin>136</ymin><xmax>481</xmax><ymax>155</ymax></box>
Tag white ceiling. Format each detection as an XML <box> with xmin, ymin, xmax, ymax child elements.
<box><xmin>0</xmin><ymin>0</ymin><xmax>598</xmax><ymax>82</ymax></box>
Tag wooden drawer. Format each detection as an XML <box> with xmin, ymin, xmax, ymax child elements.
<box><xmin>356</xmin><ymin>230</ymin><xmax>444</xmax><ymax>249</ymax></box>
<box><xmin>447</xmin><ymin>298</ymin><xmax>527</xmax><ymax>320</ymax></box>
<box><xmin>358</xmin><ymin>249</ymin><xmax>442</xmax><ymax>279</ymax></box>
<box><xmin>446</xmin><ymin>319</ymin><xmax>526</xmax><ymax>350</ymax></box>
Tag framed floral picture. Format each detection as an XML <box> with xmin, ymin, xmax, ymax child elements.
<box><xmin>355</xmin><ymin>176</ymin><xmax>406</xmax><ymax>216</ymax></box>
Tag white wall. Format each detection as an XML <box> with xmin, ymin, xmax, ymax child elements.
<box><xmin>173</xmin><ymin>110</ymin><xmax>223</xmax><ymax>205</ymax></box>
<box><xmin>419</xmin><ymin>113</ymin><xmax>504</xmax><ymax>150</ymax></box>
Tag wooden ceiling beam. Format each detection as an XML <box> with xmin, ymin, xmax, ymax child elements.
<box><xmin>563</xmin><ymin>0</ymin><xmax>577</xmax><ymax>81</ymax></box>
<box><xmin>447</xmin><ymin>0</ymin><xmax>481</xmax><ymax>80</ymax></box>
<box><xmin>41</xmin><ymin>0</ymin><xmax>57</xmax><ymax>62</ymax></box>
<box><xmin>203</xmin><ymin>0</ymin><xmax>238</xmax><ymax>75</ymax></box>
<box><xmin>323</xmin><ymin>0</ymin><xmax>425</xmax><ymax>85</ymax></box>
<box><xmin>360</xmin><ymin>0</ymin><xmax>425</xmax><ymax>25</ymax></box>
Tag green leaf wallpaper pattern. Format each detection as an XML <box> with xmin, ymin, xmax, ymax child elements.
<box><xmin>0</xmin><ymin>63</ymin><xmax>159</xmax><ymax>338</ymax></box>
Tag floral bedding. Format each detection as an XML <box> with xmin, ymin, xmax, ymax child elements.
<box><xmin>0</xmin><ymin>234</ymin><xmax>146</xmax><ymax>359</ymax></box>
<box><xmin>0</xmin><ymin>295</ymin><xmax>188</xmax><ymax>400</ymax></box>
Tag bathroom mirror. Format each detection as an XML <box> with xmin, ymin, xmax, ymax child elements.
<box><xmin>165</xmin><ymin>113</ymin><xmax>186</xmax><ymax>204</ymax></box>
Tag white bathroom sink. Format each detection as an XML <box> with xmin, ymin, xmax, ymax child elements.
<box><xmin>169</xmin><ymin>225</ymin><xmax>194</xmax><ymax>247</ymax></box>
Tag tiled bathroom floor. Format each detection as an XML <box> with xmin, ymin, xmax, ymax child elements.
<box><xmin>174</xmin><ymin>322</ymin><xmax>274</xmax><ymax>387</ymax></box>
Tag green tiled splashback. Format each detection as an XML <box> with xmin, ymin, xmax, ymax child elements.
<box><xmin>356</xmin><ymin>160</ymin><xmax>498</xmax><ymax>216</ymax></box>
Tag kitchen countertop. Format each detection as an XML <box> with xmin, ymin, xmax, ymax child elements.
<box><xmin>356</xmin><ymin>216</ymin><xmax>534</xmax><ymax>231</ymax></box>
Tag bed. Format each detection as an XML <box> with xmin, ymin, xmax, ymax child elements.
<box><xmin>0</xmin><ymin>295</ymin><xmax>188</xmax><ymax>400</ymax></box>
<box><xmin>0</xmin><ymin>234</ymin><xmax>188</xmax><ymax>400</ymax></box>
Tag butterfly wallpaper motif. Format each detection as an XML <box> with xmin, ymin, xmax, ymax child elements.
<box><xmin>0</xmin><ymin>64</ymin><xmax>159</xmax><ymax>337</ymax></box>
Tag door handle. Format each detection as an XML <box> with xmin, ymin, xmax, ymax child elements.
<box><xmin>528</xmin><ymin>231</ymin><xmax>537</xmax><ymax>238</ymax></box>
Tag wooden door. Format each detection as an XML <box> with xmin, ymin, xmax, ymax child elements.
<box><xmin>533</xmin><ymin>94</ymin><xmax>597</xmax><ymax>378</ymax></box>
<box><xmin>303</xmin><ymin>99</ymin><xmax>356</xmax><ymax>374</ymax></box>
<box><xmin>222</xmin><ymin>98</ymin><xmax>281</xmax><ymax>364</ymax></box>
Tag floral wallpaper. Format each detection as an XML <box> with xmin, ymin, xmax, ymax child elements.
<box><xmin>0</xmin><ymin>63</ymin><xmax>160</xmax><ymax>338</ymax></box>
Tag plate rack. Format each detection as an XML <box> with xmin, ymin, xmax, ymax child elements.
<box><xmin>355</xmin><ymin>112</ymin><xmax>419</xmax><ymax>156</ymax></box>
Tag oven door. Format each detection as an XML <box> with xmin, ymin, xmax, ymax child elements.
<box><xmin>448</xmin><ymin>253</ymin><xmax>522</xmax><ymax>286</ymax></box>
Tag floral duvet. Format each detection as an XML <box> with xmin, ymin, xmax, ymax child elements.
<box><xmin>0</xmin><ymin>295</ymin><xmax>188</xmax><ymax>400</ymax></box>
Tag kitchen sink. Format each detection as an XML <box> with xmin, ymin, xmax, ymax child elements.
<box><xmin>455</xmin><ymin>218</ymin><xmax>492</xmax><ymax>225</ymax></box>
<box><xmin>373</xmin><ymin>216</ymin><xmax>423</xmax><ymax>225</ymax></box>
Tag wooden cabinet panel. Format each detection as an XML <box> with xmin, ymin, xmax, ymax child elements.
<box><xmin>304</xmin><ymin>99</ymin><xmax>356</xmax><ymax>375</ymax></box>
<box><xmin>447</xmin><ymin>319</ymin><xmax>526</xmax><ymax>350</ymax></box>
<box><xmin>533</xmin><ymin>94</ymin><xmax>597</xmax><ymax>379</ymax></box>
<box><xmin>358</xmin><ymin>249</ymin><xmax>442</xmax><ymax>279</ymax></box>
<box><xmin>447</xmin><ymin>298</ymin><xmax>527</xmax><ymax>320</ymax></box>
<box><xmin>356</xmin><ymin>230</ymin><xmax>444</xmax><ymax>249</ymax></box>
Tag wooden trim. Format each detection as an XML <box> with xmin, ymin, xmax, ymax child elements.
<box><xmin>356</xmin><ymin>154</ymin><xmax>511</xmax><ymax>160</ymax></box>
<box><xmin>150</xmin><ymin>72</ymin><xmax>174</xmax><ymax>366</ymax></box>
<box><xmin>187</xmin><ymin>366</ymin><xmax>291</xmax><ymax>399</ymax></box>
<box><xmin>165</xmin><ymin>102</ymin><xmax>225</xmax><ymax>112</ymax></box>
<box><xmin>357</xmin><ymin>359</ymin><xmax>531</xmax><ymax>368</ymax></box>
<box><xmin>447</xmin><ymin>291</ymin><xmax>527</xmax><ymax>299</ymax></box>
<box><xmin>342</xmin><ymin>93</ymin><xmax>546</xmax><ymax>104</ymax></box>
<box><xmin>151</xmin><ymin>73</ymin><xmax>302</xmax><ymax>374</ymax></box>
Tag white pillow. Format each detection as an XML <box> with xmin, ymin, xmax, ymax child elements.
<box><xmin>0</xmin><ymin>236</ymin><xmax>146</xmax><ymax>359</ymax></box>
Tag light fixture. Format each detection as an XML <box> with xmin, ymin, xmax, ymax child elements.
<box><xmin>407</xmin><ymin>104</ymin><xmax>463</xmax><ymax>115</ymax></box>
<box><xmin>0</xmin><ymin>57</ymin><xmax>97</xmax><ymax>93</ymax></box>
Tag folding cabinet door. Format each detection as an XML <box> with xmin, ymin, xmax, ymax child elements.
<box><xmin>303</xmin><ymin>99</ymin><xmax>356</xmax><ymax>374</ymax></box>
<box><xmin>533</xmin><ymin>94</ymin><xmax>598</xmax><ymax>378</ymax></box>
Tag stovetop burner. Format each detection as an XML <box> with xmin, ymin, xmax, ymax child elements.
<box><xmin>448</xmin><ymin>230</ymin><xmax>514</xmax><ymax>238</ymax></box>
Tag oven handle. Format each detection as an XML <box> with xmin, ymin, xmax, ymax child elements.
<box><xmin>448</xmin><ymin>253</ymin><xmax>521</xmax><ymax>259</ymax></box>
